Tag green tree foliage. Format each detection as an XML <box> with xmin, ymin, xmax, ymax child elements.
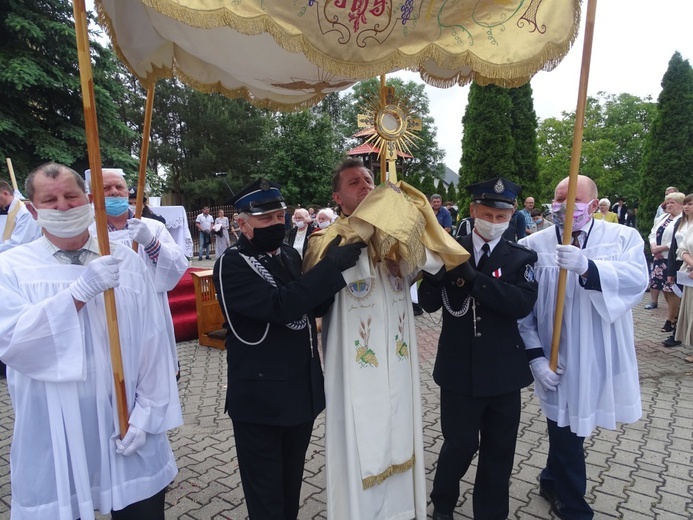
<box><xmin>459</xmin><ymin>83</ymin><xmax>514</xmax><ymax>208</ymax></box>
<box><xmin>509</xmin><ymin>84</ymin><xmax>539</xmax><ymax>198</ymax></box>
<box><xmin>0</xmin><ymin>0</ymin><xmax>138</xmax><ymax>185</ymax></box>
<box><xmin>263</xmin><ymin>109</ymin><xmax>342</xmax><ymax>207</ymax></box>
<box><xmin>446</xmin><ymin>182</ymin><xmax>457</xmax><ymax>204</ymax></box>
<box><xmin>536</xmin><ymin>93</ymin><xmax>657</xmax><ymax>205</ymax></box>
<box><xmin>419</xmin><ymin>174</ymin><xmax>436</xmax><ymax>198</ymax></box>
<box><xmin>343</xmin><ymin>78</ymin><xmax>445</xmax><ymax>184</ymax></box>
<box><xmin>639</xmin><ymin>52</ymin><xmax>693</xmax><ymax>234</ymax></box>
<box><xmin>149</xmin><ymin>83</ymin><xmax>271</xmax><ymax>208</ymax></box>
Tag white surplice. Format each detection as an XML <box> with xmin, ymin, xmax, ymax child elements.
<box><xmin>518</xmin><ymin>220</ymin><xmax>648</xmax><ymax>437</ymax></box>
<box><xmin>0</xmin><ymin>236</ymin><xmax>183</xmax><ymax>520</ymax></box>
<box><xmin>321</xmin><ymin>253</ymin><xmax>427</xmax><ymax>520</ymax></box>
<box><xmin>0</xmin><ymin>196</ymin><xmax>42</xmax><ymax>253</ymax></box>
<box><xmin>90</xmin><ymin>217</ymin><xmax>188</xmax><ymax>371</ymax></box>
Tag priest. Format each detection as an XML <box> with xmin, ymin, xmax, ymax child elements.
<box><xmin>303</xmin><ymin>158</ymin><xmax>469</xmax><ymax>520</ymax></box>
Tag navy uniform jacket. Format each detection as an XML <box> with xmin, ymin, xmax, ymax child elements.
<box><xmin>419</xmin><ymin>233</ymin><xmax>538</xmax><ymax>397</ymax></box>
<box><xmin>213</xmin><ymin>235</ymin><xmax>346</xmax><ymax>426</ymax></box>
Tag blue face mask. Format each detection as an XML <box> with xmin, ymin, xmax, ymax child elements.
<box><xmin>104</xmin><ymin>196</ymin><xmax>129</xmax><ymax>216</ymax></box>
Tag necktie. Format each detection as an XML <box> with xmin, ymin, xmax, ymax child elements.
<box><xmin>0</xmin><ymin>206</ymin><xmax>8</xmax><ymax>215</ymax></box>
<box><xmin>55</xmin><ymin>249</ymin><xmax>85</xmax><ymax>265</ymax></box>
<box><xmin>571</xmin><ymin>231</ymin><xmax>582</xmax><ymax>247</ymax></box>
<box><xmin>477</xmin><ymin>243</ymin><xmax>490</xmax><ymax>271</ymax></box>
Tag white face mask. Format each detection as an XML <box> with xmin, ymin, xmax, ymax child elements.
<box><xmin>294</xmin><ymin>220</ymin><xmax>306</xmax><ymax>229</ymax></box>
<box><xmin>474</xmin><ymin>218</ymin><xmax>509</xmax><ymax>241</ymax></box>
<box><xmin>318</xmin><ymin>220</ymin><xmax>331</xmax><ymax>229</ymax></box>
<box><xmin>35</xmin><ymin>204</ymin><xmax>94</xmax><ymax>238</ymax></box>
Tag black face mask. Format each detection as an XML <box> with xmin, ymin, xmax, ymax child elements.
<box><xmin>250</xmin><ymin>223</ymin><xmax>286</xmax><ymax>252</ymax></box>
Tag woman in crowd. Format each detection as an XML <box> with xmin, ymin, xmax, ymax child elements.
<box><xmin>646</xmin><ymin>192</ymin><xmax>684</xmax><ymax>335</ymax></box>
<box><xmin>229</xmin><ymin>213</ymin><xmax>240</xmax><ymax>245</ymax></box>
<box><xmin>530</xmin><ymin>208</ymin><xmax>553</xmax><ymax>231</ymax></box>
<box><xmin>593</xmin><ymin>198</ymin><xmax>619</xmax><ymax>223</ymax></box>
<box><xmin>214</xmin><ymin>209</ymin><xmax>230</xmax><ymax>257</ymax></box>
<box><xmin>315</xmin><ymin>207</ymin><xmax>337</xmax><ymax>231</ymax></box>
<box><xmin>285</xmin><ymin>207</ymin><xmax>315</xmax><ymax>258</ymax></box>
<box><xmin>671</xmin><ymin>194</ymin><xmax>693</xmax><ymax>356</ymax></box>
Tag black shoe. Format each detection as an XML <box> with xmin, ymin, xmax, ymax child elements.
<box><xmin>206</xmin><ymin>256</ymin><xmax>211</xmax><ymax>260</ymax></box>
<box><xmin>539</xmin><ymin>485</ymin><xmax>564</xmax><ymax>519</ymax></box>
<box><xmin>663</xmin><ymin>335</ymin><xmax>682</xmax><ymax>347</ymax></box>
<box><xmin>431</xmin><ymin>510</ymin><xmax>454</xmax><ymax>520</ymax></box>
<box><xmin>412</xmin><ymin>303</ymin><xmax>423</xmax><ymax>316</ymax></box>
<box><xmin>198</xmin><ymin>257</ymin><xmax>203</xmax><ymax>261</ymax></box>
<box><xmin>661</xmin><ymin>320</ymin><xmax>673</xmax><ymax>332</ymax></box>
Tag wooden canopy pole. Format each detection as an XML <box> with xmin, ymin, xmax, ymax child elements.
<box><xmin>72</xmin><ymin>0</ymin><xmax>129</xmax><ymax>437</ymax></box>
<box><xmin>5</xmin><ymin>159</ymin><xmax>19</xmax><ymax>193</ymax></box>
<box><xmin>133</xmin><ymin>85</ymin><xmax>156</xmax><ymax>253</ymax></box>
<box><xmin>549</xmin><ymin>0</ymin><xmax>598</xmax><ymax>372</ymax></box>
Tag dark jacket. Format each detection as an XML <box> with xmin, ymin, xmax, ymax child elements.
<box><xmin>285</xmin><ymin>223</ymin><xmax>317</xmax><ymax>258</ymax></box>
<box><xmin>418</xmin><ymin>234</ymin><xmax>538</xmax><ymax>396</ymax></box>
<box><xmin>213</xmin><ymin>235</ymin><xmax>345</xmax><ymax>425</ymax></box>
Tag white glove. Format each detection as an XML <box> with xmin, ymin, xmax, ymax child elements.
<box><xmin>529</xmin><ymin>357</ymin><xmax>564</xmax><ymax>393</ymax></box>
<box><xmin>127</xmin><ymin>218</ymin><xmax>154</xmax><ymax>247</ymax></box>
<box><xmin>116</xmin><ymin>424</ymin><xmax>147</xmax><ymax>456</ymax></box>
<box><xmin>556</xmin><ymin>244</ymin><xmax>589</xmax><ymax>276</ymax></box>
<box><xmin>69</xmin><ymin>255</ymin><xmax>121</xmax><ymax>303</ymax></box>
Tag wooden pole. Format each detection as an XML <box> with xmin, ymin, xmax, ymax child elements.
<box><xmin>5</xmin><ymin>158</ymin><xmax>19</xmax><ymax>193</ymax></box>
<box><xmin>379</xmin><ymin>74</ymin><xmax>387</xmax><ymax>183</ymax></box>
<box><xmin>549</xmin><ymin>0</ymin><xmax>598</xmax><ymax>372</ymax></box>
<box><xmin>133</xmin><ymin>85</ymin><xmax>156</xmax><ymax>253</ymax></box>
<box><xmin>72</xmin><ymin>0</ymin><xmax>129</xmax><ymax>438</ymax></box>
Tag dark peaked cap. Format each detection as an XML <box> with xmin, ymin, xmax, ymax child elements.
<box><xmin>231</xmin><ymin>178</ymin><xmax>287</xmax><ymax>215</ymax></box>
<box><xmin>466</xmin><ymin>177</ymin><xmax>522</xmax><ymax>210</ymax></box>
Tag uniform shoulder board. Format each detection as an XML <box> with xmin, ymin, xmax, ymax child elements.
<box><xmin>507</xmin><ymin>241</ymin><xmax>533</xmax><ymax>252</ymax></box>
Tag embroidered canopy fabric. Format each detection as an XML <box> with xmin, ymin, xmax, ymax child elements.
<box><xmin>96</xmin><ymin>0</ymin><xmax>580</xmax><ymax>110</ymax></box>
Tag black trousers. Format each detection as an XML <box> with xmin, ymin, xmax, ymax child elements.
<box><xmin>77</xmin><ymin>487</ymin><xmax>167</xmax><ymax>520</ymax></box>
<box><xmin>431</xmin><ymin>388</ymin><xmax>521</xmax><ymax>520</ymax></box>
<box><xmin>232</xmin><ymin>420</ymin><xmax>314</xmax><ymax>520</ymax></box>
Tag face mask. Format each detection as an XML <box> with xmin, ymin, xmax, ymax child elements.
<box><xmin>318</xmin><ymin>220</ymin><xmax>331</xmax><ymax>229</ymax></box>
<box><xmin>36</xmin><ymin>204</ymin><xmax>94</xmax><ymax>238</ymax></box>
<box><xmin>551</xmin><ymin>201</ymin><xmax>594</xmax><ymax>230</ymax></box>
<box><xmin>294</xmin><ymin>220</ymin><xmax>306</xmax><ymax>229</ymax></box>
<box><xmin>250</xmin><ymin>223</ymin><xmax>286</xmax><ymax>252</ymax></box>
<box><xmin>104</xmin><ymin>196</ymin><xmax>129</xmax><ymax>216</ymax></box>
<box><xmin>474</xmin><ymin>218</ymin><xmax>509</xmax><ymax>241</ymax></box>
<box><xmin>533</xmin><ymin>218</ymin><xmax>543</xmax><ymax>224</ymax></box>
<box><xmin>128</xmin><ymin>204</ymin><xmax>136</xmax><ymax>214</ymax></box>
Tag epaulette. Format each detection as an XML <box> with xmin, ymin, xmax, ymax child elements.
<box><xmin>507</xmin><ymin>241</ymin><xmax>533</xmax><ymax>252</ymax></box>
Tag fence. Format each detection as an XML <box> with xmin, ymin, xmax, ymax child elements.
<box><xmin>186</xmin><ymin>205</ymin><xmax>236</xmax><ymax>257</ymax></box>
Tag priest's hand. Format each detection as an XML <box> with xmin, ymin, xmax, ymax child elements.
<box><xmin>529</xmin><ymin>357</ymin><xmax>563</xmax><ymax>393</ymax></box>
<box><xmin>70</xmin><ymin>255</ymin><xmax>121</xmax><ymax>304</ymax></box>
<box><xmin>325</xmin><ymin>236</ymin><xmax>367</xmax><ymax>271</ymax></box>
<box><xmin>116</xmin><ymin>424</ymin><xmax>147</xmax><ymax>456</ymax></box>
<box><xmin>556</xmin><ymin>244</ymin><xmax>589</xmax><ymax>276</ymax></box>
<box><xmin>127</xmin><ymin>218</ymin><xmax>155</xmax><ymax>247</ymax></box>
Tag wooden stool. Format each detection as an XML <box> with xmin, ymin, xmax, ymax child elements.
<box><xmin>191</xmin><ymin>269</ymin><xmax>226</xmax><ymax>349</ymax></box>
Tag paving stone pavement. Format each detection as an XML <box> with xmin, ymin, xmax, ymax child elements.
<box><xmin>0</xmin><ymin>294</ymin><xmax>691</xmax><ymax>519</ymax></box>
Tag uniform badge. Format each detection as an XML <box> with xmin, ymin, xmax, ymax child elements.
<box><xmin>492</xmin><ymin>268</ymin><xmax>502</xmax><ymax>278</ymax></box>
<box><xmin>494</xmin><ymin>179</ymin><xmax>505</xmax><ymax>193</ymax></box>
<box><xmin>524</xmin><ymin>265</ymin><xmax>535</xmax><ymax>282</ymax></box>
<box><xmin>259</xmin><ymin>178</ymin><xmax>270</xmax><ymax>191</ymax></box>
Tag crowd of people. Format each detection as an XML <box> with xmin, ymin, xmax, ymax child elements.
<box><xmin>0</xmin><ymin>159</ymin><xmax>691</xmax><ymax>520</ymax></box>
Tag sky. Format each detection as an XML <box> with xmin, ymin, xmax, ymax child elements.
<box><xmin>391</xmin><ymin>0</ymin><xmax>693</xmax><ymax>172</ymax></box>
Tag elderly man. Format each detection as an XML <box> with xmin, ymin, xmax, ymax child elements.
<box><xmin>0</xmin><ymin>162</ymin><xmax>182</xmax><ymax>519</ymax></box>
<box><xmin>0</xmin><ymin>179</ymin><xmax>42</xmax><ymax>253</ymax></box>
<box><xmin>521</xmin><ymin>196</ymin><xmax>537</xmax><ymax>234</ymax></box>
<box><xmin>431</xmin><ymin>193</ymin><xmax>453</xmax><ymax>233</ymax></box>
<box><xmin>419</xmin><ymin>177</ymin><xmax>538</xmax><ymax>520</ymax></box>
<box><xmin>213</xmin><ymin>178</ymin><xmax>365</xmax><ymax>519</ymax></box>
<box><xmin>519</xmin><ymin>175</ymin><xmax>648</xmax><ymax>520</ymax></box>
<box><xmin>90</xmin><ymin>168</ymin><xmax>188</xmax><ymax>379</ymax></box>
<box><xmin>304</xmin><ymin>159</ymin><xmax>468</xmax><ymax>520</ymax></box>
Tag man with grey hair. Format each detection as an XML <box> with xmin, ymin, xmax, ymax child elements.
<box><xmin>431</xmin><ymin>193</ymin><xmax>453</xmax><ymax>233</ymax></box>
<box><xmin>0</xmin><ymin>162</ymin><xmax>182</xmax><ymax>519</ymax></box>
<box><xmin>519</xmin><ymin>175</ymin><xmax>648</xmax><ymax>519</ymax></box>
